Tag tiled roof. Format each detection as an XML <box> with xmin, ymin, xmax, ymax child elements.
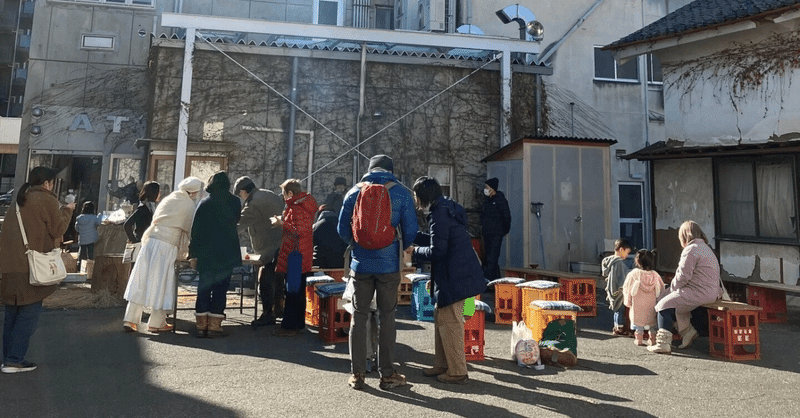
<box><xmin>607</xmin><ymin>0</ymin><xmax>800</xmax><ymax>49</ymax></box>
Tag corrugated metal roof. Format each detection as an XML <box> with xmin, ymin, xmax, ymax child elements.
<box><xmin>607</xmin><ymin>0</ymin><xmax>800</xmax><ymax>49</ymax></box>
<box><xmin>482</xmin><ymin>135</ymin><xmax>617</xmax><ymax>162</ymax></box>
<box><xmin>622</xmin><ymin>139</ymin><xmax>800</xmax><ymax>160</ymax></box>
<box><xmin>159</xmin><ymin>33</ymin><xmax>530</xmax><ymax>64</ymax></box>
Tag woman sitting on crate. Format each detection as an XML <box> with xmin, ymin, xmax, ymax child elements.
<box><xmin>648</xmin><ymin>221</ymin><xmax>724</xmax><ymax>354</ymax></box>
<box><xmin>411</xmin><ymin>177</ymin><xmax>486</xmax><ymax>385</ymax></box>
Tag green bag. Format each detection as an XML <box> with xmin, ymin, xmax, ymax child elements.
<box><xmin>539</xmin><ymin>319</ymin><xmax>577</xmax><ymax>355</ymax></box>
<box><xmin>462</xmin><ymin>297</ymin><xmax>476</xmax><ymax>316</ymax></box>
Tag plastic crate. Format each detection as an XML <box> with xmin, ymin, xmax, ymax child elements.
<box><xmin>557</xmin><ymin>277</ymin><xmax>597</xmax><ymax>317</ymax></box>
<box><xmin>411</xmin><ymin>279</ymin><xmax>435</xmax><ymax>322</ymax></box>
<box><xmin>518</xmin><ymin>280</ymin><xmax>561</xmax><ymax>323</ymax></box>
<box><xmin>525</xmin><ymin>300</ymin><xmax>580</xmax><ymax>342</ymax></box>
<box><xmin>707</xmin><ymin>302</ymin><xmax>761</xmax><ymax>361</ymax></box>
<box><xmin>320</xmin><ymin>268</ymin><xmax>346</xmax><ymax>282</ymax></box>
<box><xmin>318</xmin><ymin>294</ymin><xmax>351</xmax><ymax>343</ymax></box>
<box><xmin>397</xmin><ymin>276</ymin><xmax>413</xmax><ymax>306</ymax></box>
<box><xmin>495</xmin><ymin>282</ymin><xmax>523</xmax><ymax>324</ymax></box>
<box><xmin>305</xmin><ymin>276</ymin><xmax>335</xmax><ymax>327</ymax></box>
<box><xmin>747</xmin><ymin>285</ymin><xmax>787</xmax><ymax>323</ymax></box>
<box><xmin>464</xmin><ymin>309</ymin><xmax>485</xmax><ymax>361</ymax></box>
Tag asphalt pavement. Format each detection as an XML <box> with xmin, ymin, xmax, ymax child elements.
<box><xmin>1</xmin><ymin>290</ymin><xmax>798</xmax><ymax>418</ymax></box>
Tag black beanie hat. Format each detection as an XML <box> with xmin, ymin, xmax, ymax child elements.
<box><xmin>485</xmin><ymin>177</ymin><xmax>499</xmax><ymax>191</ymax></box>
<box><xmin>334</xmin><ymin>176</ymin><xmax>347</xmax><ymax>186</ymax></box>
<box><xmin>368</xmin><ymin>155</ymin><xmax>393</xmax><ymax>172</ymax></box>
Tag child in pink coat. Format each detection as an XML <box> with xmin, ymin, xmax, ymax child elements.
<box><xmin>623</xmin><ymin>250</ymin><xmax>664</xmax><ymax>346</ymax></box>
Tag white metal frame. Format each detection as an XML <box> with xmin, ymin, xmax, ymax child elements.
<box><xmin>593</xmin><ymin>46</ymin><xmax>638</xmax><ymax>83</ymax></box>
<box><xmin>313</xmin><ymin>0</ymin><xmax>345</xmax><ymax>26</ymax></box>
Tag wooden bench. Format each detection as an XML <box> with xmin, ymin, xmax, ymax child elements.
<box><xmin>503</xmin><ymin>267</ymin><xmax>599</xmax><ymax>317</ymax></box>
<box><xmin>722</xmin><ymin>278</ymin><xmax>800</xmax><ymax>323</ymax></box>
<box><xmin>702</xmin><ymin>300</ymin><xmax>762</xmax><ymax>361</ymax></box>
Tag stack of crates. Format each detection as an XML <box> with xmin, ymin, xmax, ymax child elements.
<box><xmin>488</xmin><ymin>278</ymin><xmax>525</xmax><ymax>324</ymax></box>
<box><xmin>411</xmin><ymin>276</ymin><xmax>435</xmax><ymax>322</ymax></box>
<box><xmin>525</xmin><ymin>300</ymin><xmax>581</xmax><ymax>342</ymax></box>
<box><xmin>315</xmin><ymin>282</ymin><xmax>350</xmax><ymax>344</ymax></box>
<box><xmin>517</xmin><ymin>280</ymin><xmax>561</xmax><ymax>323</ymax></box>
<box><xmin>305</xmin><ymin>275</ymin><xmax>334</xmax><ymax>327</ymax></box>
<box><xmin>747</xmin><ymin>285</ymin><xmax>787</xmax><ymax>323</ymax></box>
<box><xmin>465</xmin><ymin>300</ymin><xmax>490</xmax><ymax>361</ymax></box>
<box><xmin>557</xmin><ymin>277</ymin><xmax>597</xmax><ymax>317</ymax></box>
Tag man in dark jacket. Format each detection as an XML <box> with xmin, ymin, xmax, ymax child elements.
<box><xmin>323</xmin><ymin>176</ymin><xmax>348</xmax><ymax>215</ymax></box>
<box><xmin>338</xmin><ymin>154</ymin><xmax>418</xmax><ymax>391</ymax></box>
<box><xmin>313</xmin><ymin>205</ymin><xmax>347</xmax><ymax>268</ymax></box>
<box><xmin>480</xmin><ymin>177</ymin><xmax>511</xmax><ymax>281</ymax></box>
<box><xmin>235</xmin><ymin>176</ymin><xmax>285</xmax><ymax>326</ymax></box>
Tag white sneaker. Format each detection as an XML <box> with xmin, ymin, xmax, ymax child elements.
<box><xmin>1</xmin><ymin>361</ymin><xmax>37</xmax><ymax>373</ymax></box>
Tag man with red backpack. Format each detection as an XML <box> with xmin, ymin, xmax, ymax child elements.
<box><xmin>338</xmin><ymin>155</ymin><xmax>418</xmax><ymax>391</ymax></box>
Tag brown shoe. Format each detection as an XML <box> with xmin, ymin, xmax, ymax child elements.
<box><xmin>423</xmin><ymin>366</ymin><xmax>448</xmax><ymax>377</ymax></box>
<box><xmin>540</xmin><ymin>347</ymin><xmax>578</xmax><ymax>367</ymax></box>
<box><xmin>273</xmin><ymin>327</ymin><xmax>299</xmax><ymax>337</ymax></box>
<box><xmin>348</xmin><ymin>373</ymin><xmax>366</xmax><ymax>390</ymax></box>
<box><xmin>379</xmin><ymin>371</ymin><xmax>407</xmax><ymax>390</ymax></box>
<box><xmin>437</xmin><ymin>373</ymin><xmax>468</xmax><ymax>384</ymax></box>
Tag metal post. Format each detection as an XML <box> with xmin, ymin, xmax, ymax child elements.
<box><xmin>287</xmin><ymin>56</ymin><xmax>298</xmax><ymax>179</ymax></box>
<box><xmin>500</xmin><ymin>50</ymin><xmax>512</xmax><ymax>147</ymax></box>
<box><xmin>175</xmin><ymin>27</ymin><xmax>195</xmax><ymax>191</ymax></box>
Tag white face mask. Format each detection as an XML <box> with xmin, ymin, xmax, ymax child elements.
<box><xmin>484</xmin><ymin>188</ymin><xmax>491</xmax><ymax>197</ymax></box>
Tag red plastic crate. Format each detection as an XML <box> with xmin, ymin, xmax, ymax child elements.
<box><xmin>464</xmin><ymin>310</ymin><xmax>485</xmax><ymax>361</ymax></box>
<box><xmin>557</xmin><ymin>277</ymin><xmax>597</xmax><ymax>317</ymax></box>
<box><xmin>747</xmin><ymin>285</ymin><xmax>787</xmax><ymax>323</ymax></box>
<box><xmin>494</xmin><ymin>282</ymin><xmax>522</xmax><ymax>324</ymax></box>
<box><xmin>707</xmin><ymin>302</ymin><xmax>761</xmax><ymax>361</ymax></box>
<box><xmin>318</xmin><ymin>294</ymin><xmax>351</xmax><ymax>344</ymax></box>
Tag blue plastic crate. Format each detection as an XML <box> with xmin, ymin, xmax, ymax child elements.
<box><xmin>411</xmin><ymin>279</ymin><xmax>435</xmax><ymax>322</ymax></box>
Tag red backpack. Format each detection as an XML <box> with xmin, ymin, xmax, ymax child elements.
<box><xmin>351</xmin><ymin>181</ymin><xmax>397</xmax><ymax>250</ymax></box>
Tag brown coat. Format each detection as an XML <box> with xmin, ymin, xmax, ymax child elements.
<box><xmin>0</xmin><ymin>186</ymin><xmax>74</xmax><ymax>305</ymax></box>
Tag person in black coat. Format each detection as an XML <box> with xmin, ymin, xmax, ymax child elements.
<box><xmin>313</xmin><ymin>205</ymin><xmax>347</xmax><ymax>268</ymax></box>
<box><xmin>123</xmin><ymin>181</ymin><xmax>161</xmax><ymax>243</ymax></box>
<box><xmin>189</xmin><ymin>172</ymin><xmax>242</xmax><ymax>338</ymax></box>
<box><xmin>412</xmin><ymin>177</ymin><xmax>486</xmax><ymax>385</ymax></box>
<box><xmin>323</xmin><ymin>176</ymin><xmax>348</xmax><ymax>215</ymax></box>
<box><xmin>480</xmin><ymin>177</ymin><xmax>511</xmax><ymax>281</ymax></box>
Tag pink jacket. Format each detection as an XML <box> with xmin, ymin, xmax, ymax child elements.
<box><xmin>623</xmin><ymin>269</ymin><xmax>664</xmax><ymax>328</ymax></box>
<box><xmin>655</xmin><ymin>239</ymin><xmax>722</xmax><ymax>313</ymax></box>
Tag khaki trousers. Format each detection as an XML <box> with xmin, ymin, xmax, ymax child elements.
<box><xmin>434</xmin><ymin>300</ymin><xmax>467</xmax><ymax>377</ymax></box>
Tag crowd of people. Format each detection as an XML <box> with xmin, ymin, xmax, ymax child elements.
<box><xmin>1</xmin><ymin>160</ymin><xmax>727</xmax><ymax>384</ymax></box>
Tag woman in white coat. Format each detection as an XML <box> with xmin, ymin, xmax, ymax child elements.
<box><xmin>122</xmin><ymin>177</ymin><xmax>203</xmax><ymax>332</ymax></box>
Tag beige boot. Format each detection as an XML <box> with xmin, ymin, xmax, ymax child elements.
<box><xmin>646</xmin><ymin>329</ymin><xmax>672</xmax><ymax>354</ymax></box>
<box><xmin>677</xmin><ymin>326</ymin><xmax>699</xmax><ymax>349</ymax></box>
<box><xmin>194</xmin><ymin>313</ymin><xmax>209</xmax><ymax>338</ymax></box>
<box><xmin>207</xmin><ymin>313</ymin><xmax>228</xmax><ymax>338</ymax></box>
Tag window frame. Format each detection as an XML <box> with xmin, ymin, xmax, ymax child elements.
<box><xmin>593</xmin><ymin>46</ymin><xmax>639</xmax><ymax>83</ymax></box>
<box><xmin>313</xmin><ymin>0</ymin><xmax>345</xmax><ymax>26</ymax></box>
<box><xmin>646</xmin><ymin>54</ymin><xmax>663</xmax><ymax>85</ymax></box>
<box><xmin>618</xmin><ymin>182</ymin><xmax>645</xmax><ymax>251</ymax></box>
<box><xmin>375</xmin><ymin>5</ymin><xmax>395</xmax><ymax>30</ymax></box>
<box><xmin>713</xmin><ymin>155</ymin><xmax>800</xmax><ymax>245</ymax></box>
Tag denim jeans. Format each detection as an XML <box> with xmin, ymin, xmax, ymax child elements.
<box><xmin>657</xmin><ymin>308</ymin><xmax>676</xmax><ymax>330</ymax></box>
<box><xmin>195</xmin><ymin>272</ymin><xmax>232</xmax><ymax>315</ymax></box>
<box><xmin>3</xmin><ymin>301</ymin><xmax>44</xmax><ymax>364</ymax></box>
<box><xmin>349</xmin><ymin>272</ymin><xmax>401</xmax><ymax>377</ymax></box>
<box><xmin>613</xmin><ymin>304</ymin><xmax>626</xmax><ymax>327</ymax></box>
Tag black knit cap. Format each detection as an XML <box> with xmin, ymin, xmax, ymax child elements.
<box><xmin>334</xmin><ymin>176</ymin><xmax>347</xmax><ymax>186</ymax></box>
<box><xmin>368</xmin><ymin>155</ymin><xmax>393</xmax><ymax>172</ymax></box>
<box><xmin>485</xmin><ymin>177</ymin><xmax>499</xmax><ymax>191</ymax></box>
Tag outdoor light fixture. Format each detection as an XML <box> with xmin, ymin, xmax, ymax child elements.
<box><xmin>526</xmin><ymin>21</ymin><xmax>544</xmax><ymax>41</ymax></box>
<box><xmin>495</xmin><ymin>4</ymin><xmax>544</xmax><ymax>42</ymax></box>
<box><xmin>30</xmin><ymin>125</ymin><xmax>41</xmax><ymax>136</ymax></box>
<box><xmin>31</xmin><ymin>107</ymin><xmax>43</xmax><ymax>118</ymax></box>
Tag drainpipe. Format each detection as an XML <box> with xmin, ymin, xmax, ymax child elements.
<box><xmin>500</xmin><ymin>50</ymin><xmax>511</xmax><ymax>147</ymax></box>
<box><xmin>640</xmin><ymin>0</ymin><xmax>653</xmax><ymax>248</ymax></box>
<box><xmin>307</xmin><ymin>132</ymin><xmax>315</xmax><ymax>193</ymax></box>
<box><xmin>174</xmin><ymin>27</ymin><xmax>195</xmax><ymax>191</ymax></box>
<box><xmin>535</xmin><ymin>74</ymin><xmax>542</xmax><ymax>135</ymax></box>
<box><xmin>354</xmin><ymin>44</ymin><xmax>367</xmax><ymax>184</ymax></box>
<box><xmin>286</xmin><ymin>56</ymin><xmax>299</xmax><ymax>179</ymax></box>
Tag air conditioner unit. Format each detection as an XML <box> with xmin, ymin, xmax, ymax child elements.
<box><xmin>418</xmin><ymin>0</ymin><xmax>445</xmax><ymax>32</ymax></box>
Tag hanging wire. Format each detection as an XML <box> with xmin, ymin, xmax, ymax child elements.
<box><xmin>197</xmin><ymin>33</ymin><xmax>499</xmax><ymax>186</ymax></box>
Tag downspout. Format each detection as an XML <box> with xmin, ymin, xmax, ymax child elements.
<box><xmin>536</xmin><ymin>0</ymin><xmax>605</xmax><ymax>65</ymax></box>
<box><xmin>307</xmin><ymin>132</ymin><xmax>315</xmax><ymax>193</ymax></box>
<box><xmin>286</xmin><ymin>56</ymin><xmax>299</xmax><ymax>178</ymax></box>
<box><xmin>535</xmin><ymin>74</ymin><xmax>542</xmax><ymax>134</ymax></box>
<box><xmin>640</xmin><ymin>0</ymin><xmax>653</xmax><ymax>248</ymax></box>
<box><xmin>354</xmin><ymin>44</ymin><xmax>367</xmax><ymax>185</ymax></box>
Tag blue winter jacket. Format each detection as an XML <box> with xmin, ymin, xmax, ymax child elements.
<box><xmin>414</xmin><ymin>196</ymin><xmax>486</xmax><ymax>308</ymax></box>
<box><xmin>337</xmin><ymin>171</ymin><xmax>418</xmax><ymax>274</ymax></box>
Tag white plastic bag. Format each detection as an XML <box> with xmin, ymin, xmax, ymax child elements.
<box><xmin>511</xmin><ymin>321</ymin><xmax>543</xmax><ymax>369</ymax></box>
<box><xmin>510</xmin><ymin>320</ymin><xmax>533</xmax><ymax>360</ymax></box>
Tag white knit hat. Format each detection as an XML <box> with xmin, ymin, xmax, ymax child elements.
<box><xmin>178</xmin><ymin>176</ymin><xmax>203</xmax><ymax>193</ymax></box>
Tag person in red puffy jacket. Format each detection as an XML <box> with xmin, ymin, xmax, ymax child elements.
<box><xmin>273</xmin><ymin>179</ymin><xmax>317</xmax><ymax>336</ymax></box>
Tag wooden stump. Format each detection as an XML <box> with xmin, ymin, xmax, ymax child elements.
<box><xmin>91</xmin><ymin>255</ymin><xmax>131</xmax><ymax>298</ymax></box>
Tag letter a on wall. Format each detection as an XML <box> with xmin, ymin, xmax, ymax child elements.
<box><xmin>69</xmin><ymin>114</ymin><xmax>94</xmax><ymax>132</ymax></box>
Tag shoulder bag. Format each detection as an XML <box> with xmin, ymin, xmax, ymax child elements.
<box><xmin>16</xmin><ymin>204</ymin><xmax>67</xmax><ymax>286</ymax></box>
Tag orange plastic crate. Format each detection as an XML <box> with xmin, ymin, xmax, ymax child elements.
<box><xmin>707</xmin><ymin>302</ymin><xmax>761</xmax><ymax>361</ymax></box>
<box><xmin>305</xmin><ymin>284</ymin><xmax>321</xmax><ymax>327</ymax></box>
<box><xmin>397</xmin><ymin>277</ymin><xmax>413</xmax><ymax>306</ymax></box>
<box><xmin>465</xmin><ymin>310</ymin><xmax>485</xmax><ymax>361</ymax></box>
<box><xmin>518</xmin><ymin>281</ymin><xmax>561</xmax><ymax>323</ymax></box>
<box><xmin>747</xmin><ymin>285</ymin><xmax>787</xmax><ymax>323</ymax></box>
<box><xmin>494</xmin><ymin>282</ymin><xmax>523</xmax><ymax>324</ymax></box>
<box><xmin>525</xmin><ymin>303</ymin><xmax>579</xmax><ymax>342</ymax></box>
<box><xmin>557</xmin><ymin>277</ymin><xmax>597</xmax><ymax>317</ymax></box>
<box><xmin>318</xmin><ymin>294</ymin><xmax>351</xmax><ymax>344</ymax></box>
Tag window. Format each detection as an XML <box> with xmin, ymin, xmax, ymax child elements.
<box><xmin>594</xmin><ymin>47</ymin><xmax>638</xmax><ymax>82</ymax></box>
<box><xmin>64</xmin><ymin>0</ymin><xmax>154</xmax><ymax>6</ymax></box>
<box><xmin>619</xmin><ymin>183</ymin><xmax>644</xmax><ymax>250</ymax></box>
<box><xmin>715</xmin><ymin>156</ymin><xmax>798</xmax><ymax>242</ymax></box>
<box><xmin>375</xmin><ymin>6</ymin><xmax>394</xmax><ymax>29</ymax></box>
<box><xmin>428</xmin><ymin>164</ymin><xmax>453</xmax><ymax>198</ymax></box>
<box><xmin>314</xmin><ymin>0</ymin><xmax>343</xmax><ymax>26</ymax></box>
<box><xmin>81</xmin><ymin>34</ymin><xmax>115</xmax><ymax>50</ymax></box>
<box><xmin>647</xmin><ymin>54</ymin><xmax>663</xmax><ymax>84</ymax></box>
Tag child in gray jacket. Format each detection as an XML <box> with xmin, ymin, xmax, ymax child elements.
<box><xmin>602</xmin><ymin>239</ymin><xmax>632</xmax><ymax>335</ymax></box>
